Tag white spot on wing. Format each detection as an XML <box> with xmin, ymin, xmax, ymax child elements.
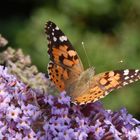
<box><xmin>53</xmin><ymin>37</ymin><xmax>57</xmax><ymax>42</ymax></box>
<box><xmin>124</xmin><ymin>69</ymin><xmax>129</xmax><ymax>76</ymax></box>
<box><xmin>55</xmin><ymin>26</ymin><xmax>59</xmax><ymax>30</ymax></box>
<box><xmin>135</xmin><ymin>69</ymin><xmax>139</xmax><ymax>73</ymax></box>
<box><xmin>124</xmin><ymin>76</ymin><xmax>129</xmax><ymax>80</ymax></box>
<box><xmin>129</xmin><ymin>80</ymin><xmax>133</xmax><ymax>83</ymax></box>
<box><xmin>123</xmin><ymin>82</ymin><xmax>128</xmax><ymax>86</ymax></box>
<box><xmin>100</xmin><ymin>95</ymin><xmax>105</xmax><ymax>99</ymax></box>
<box><xmin>86</xmin><ymin>100</ymin><xmax>92</xmax><ymax>104</ymax></box>
<box><xmin>59</xmin><ymin>36</ymin><xmax>67</xmax><ymax>42</ymax></box>
<box><xmin>93</xmin><ymin>98</ymin><xmax>98</xmax><ymax>102</ymax></box>
<box><xmin>104</xmin><ymin>91</ymin><xmax>109</xmax><ymax>96</ymax></box>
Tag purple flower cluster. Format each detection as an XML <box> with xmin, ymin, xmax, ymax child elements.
<box><xmin>0</xmin><ymin>65</ymin><xmax>140</xmax><ymax>140</ymax></box>
<box><xmin>0</xmin><ymin>66</ymin><xmax>41</xmax><ymax>139</ymax></box>
<box><xmin>41</xmin><ymin>93</ymin><xmax>140</xmax><ymax>140</ymax></box>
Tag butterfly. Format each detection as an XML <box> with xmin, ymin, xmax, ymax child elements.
<box><xmin>45</xmin><ymin>21</ymin><xmax>140</xmax><ymax>105</ymax></box>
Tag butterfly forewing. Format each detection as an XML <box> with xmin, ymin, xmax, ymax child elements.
<box><xmin>45</xmin><ymin>21</ymin><xmax>84</xmax><ymax>91</ymax></box>
<box><xmin>45</xmin><ymin>21</ymin><xmax>84</xmax><ymax>73</ymax></box>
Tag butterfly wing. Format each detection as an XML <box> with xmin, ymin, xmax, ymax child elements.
<box><xmin>45</xmin><ymin>21</ymin><xmax>84</xmax><ymax>91</ymax></box>
<box><xmin>71</xmin><ymin>69</ymin><xmax>140</xmax><ymax>104</ymax></box>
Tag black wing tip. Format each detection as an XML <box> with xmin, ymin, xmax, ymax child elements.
<box><xmin>45</xmin><ymin>21</ymin><xmax>56</xmax><ymax>28</ymax></box>
<box><xmin>44</xmin><ymin>21</ymin><xmax>57</xmax><ymax>34</ymax></box>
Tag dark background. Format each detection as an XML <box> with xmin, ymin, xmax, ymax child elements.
<box><xmin>0</xmin><ymin>0</ymin><xmax>140</xmax><ymax>118</ymax></box>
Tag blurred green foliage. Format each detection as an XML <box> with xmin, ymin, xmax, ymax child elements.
<box><xmin>0</xmin><ymin>0</ymin><xmax>140</xmax><ymax>117</ymax></box>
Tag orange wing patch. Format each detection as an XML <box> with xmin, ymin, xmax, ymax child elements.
<box><xmin>52</xmin><ymin>46</ymin><xmax>80</xmax><ymax>67</ymax></box>
<box><xmin>74</xmin><ymin>85</ymin><xmax>105</xmax><ymax>104</ymax></box>
<box><xmin>48</xmin><ymin>62</ymin><xmax>69</xmax><ymax>91</ymax></box>
<box><xmin>99</xmin><ymin>71</ymin><xmax>121</xmax><ymax>91</ymax></box>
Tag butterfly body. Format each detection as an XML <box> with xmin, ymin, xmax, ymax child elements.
<box><xmin>67</xmin><ymin>67</ymin><xmax>95</xmax><ymax>100</ymax></box>
<box><xmin>45</xmin><ymin>21</ymin><xmax>140</xmax><ymax>105</ymax></box>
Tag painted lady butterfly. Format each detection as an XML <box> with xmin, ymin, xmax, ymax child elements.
<box><xmin>45</xmin><ymin>21</ymin><xmax>140</xmax><ymax>105</ymax></box>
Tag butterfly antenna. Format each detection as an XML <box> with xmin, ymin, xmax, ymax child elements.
<box><xmin>81</xmin><ymin>41</ymin><xmax>91</xmax><ymax>68</ymax></box>
<box><xmin>82</xmin><ymin>42</ymin><xmax>92</xmax><ymax>88</ymax></box>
